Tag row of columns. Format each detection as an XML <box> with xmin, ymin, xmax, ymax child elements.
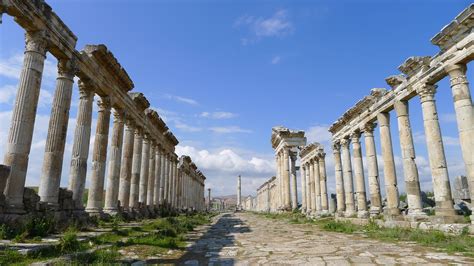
<box><xmin>178</xmin><ymin>161</ymin><xmax>206</xmax><ymax>211</ymax></box>
<box><xmin>275</xmin><ymin>147</ymin><xmax>298</xmax><ymax>211</ymax></box>
<box><xmin>1</xmin><ymin>30</ymin><xmax>206</xmax><ymax>216</ymax></box>
<box><xmin>332</xmin><ymin>64</ymin><xmax>472</xmax><ymax>222</ymax></box>
<box><xmin>300</xmin><ymin>147</ymin><xmax>329</xmax><ymax>216</ymax></box>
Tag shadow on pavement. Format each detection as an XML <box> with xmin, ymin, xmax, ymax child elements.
<box><xmin>147</xmin><ymin>212</ymin><xmax>251</xmax><ymax>265</ymax></box>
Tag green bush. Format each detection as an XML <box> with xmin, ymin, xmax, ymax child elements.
<box><xmin>59</xmin><ymin>228</ymin><xmax>81</xmax><ymax>253</ymax></box>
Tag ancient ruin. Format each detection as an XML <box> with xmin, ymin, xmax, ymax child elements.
<box><xmin>0</xmin><ymin>0</ymin><xmax>206</xmax><ymax>225</ymax></box>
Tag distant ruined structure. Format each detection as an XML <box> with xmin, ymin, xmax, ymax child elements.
<box><xmin>0</xmin><ymin>0</ymin><xmax>206</xmax><ymax>224</ymax></box>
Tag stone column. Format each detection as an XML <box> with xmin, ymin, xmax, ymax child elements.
<box><xmin>139</xmin><ymin>134</ymin><xmax>150</xmax><ymax>205</ymax></box>
<box><xmin>39</xmin><ymin>59</ymin><xmax>75</xmax><ymax>207</ymax></box>
<box><xmin>301</xmin><ymin>165</ymin><xmax>306</xmax><ymax>213</ymax></box>
<box><xmin>163</xmin><ymin>154</ymin><xmax>169</xmax><ymax>203</ymax></box>
<box><xmin>3</xmin><ymin>31</ymin><xmax>47</xmax><ymax>212</ymax></box>
<box><xmin>282</xmin><ymin>147</ymin><xmax>291</xmax><ymax>210</ymax></box>
<box><xmin>341</xmin><ymin>138</ymin><xmax>355</xmax><ymax>216</ymax></box>
<box><xmin>68</xmin><ymin>80</ymin><xmax>94</xmax><ymax>209</ymax></box>
<box><xmin>313</xmin><ymin>158</ymin><xmax>321</xmax><ymax>213</ymax></box>
<box><xmin>318</xmin><ymin>152</ymin><xmax>328</xmax><ymax>212</ymax></box>
<box><xmin>146</xmin><ymin>142</ymin><xmax>156</xmax><ymax>208</ymax></box>
<box><xmin>237</xmin><ymin>175</ymin><xmax>242</xmax><ymax>209</ymax></box>
<box><xmin>129</xmin><ymin>128</ymin><xmax>143</xmax><ymax>209</ymax></box>
<box><xmin>153</xmin><ymin>146</ymin><xmax>161</xmax><ymax>208</ymax></box>
<box><xmin>170</xmin><ymin>160</ymin><xmax>176</xmax><ymax>208</ymax></box>
<box><xmin>417</xmin><ymin>84</ymin><xmax>456</xmax><ymax>219</ymax></box>
<box><xmin>377</xmin><ymin>112</ymin><xmax>400</xmax><ymax>217</ymax></box>
<box><xmin>290</xmin><ymin>153</ymin><xmax>298</xmax><ymax>210</ymax></box>
<box><xmin>305</xmin><ymin>163</ymin><xmax>312</xmax><ymax>213</ymax></box>
<box><xmin>445</xmin><ymin>64</ymin><xmax>474</xmax><ymax>222</ymax></box>
<box><xmin>118</xmin><ymin>119</ymin><xmax>135</xmax><ymax>211</ymax></box>
<box><xmin>309</xmin><ymin>161</ymin><xmax>315</xmax><ymax>212</ymax></box>
<box><xmin>394</xmin><ymin>100</ymin><xmax>425</xmax><ymax>219</ymax></box>
<box><xmin>104</xmin><ymin>109</ymin><xmax>125</xmax><ymax>214</ymax></box>
<box><xmin>363</xmin><ymin>122</ymin><xmax>382</xmax><ymax>216</ymax></box>
<box><xmin>86</xmin><ymin>97</ymin><xmax>111</xmax><ymax>213</ymax></box>
<box><xmin>276</xmin><ymin>153</ymin><xmax>282</xmax><ymax>209</ymax></box>
<box><xmin>159</xmin><ymin>150</ymin><xmax>166</xmax><ymax>204</ymax></box>
<box><xmin>333</xmin><ymin>141</ymin><xmax>345</xmax><ymax>215</ymax></box>
<box><xmin>351</xmin><ymin>131</ymin><xmax>368</xmax><ymax>218</ymax></box>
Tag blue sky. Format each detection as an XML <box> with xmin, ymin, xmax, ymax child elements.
<box><xmin>0</xmin><ymin>0</ymin><xmax>471</xmax><ymax>197</ymax></box>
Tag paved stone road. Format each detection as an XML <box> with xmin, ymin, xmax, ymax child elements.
<box><xmin>158</xmin><ymin>212</ymin><xmax>474</xmax><ymax>265</ymax></box>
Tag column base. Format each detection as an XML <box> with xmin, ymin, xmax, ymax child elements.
<box><xmin>369</xmin><ymin>207</ymin><xmax>381</xmax><ymax>217</ymax></box>
<box><xmin>103</xmin><ymin>207</ymin><xmax>119</xmax><ymax>215</ymax></box>
<box><xmin>344</xmin><ymin>210</ymin><xmax>356</xmax><ymax>217</ymax></box>
<box><xmin>357</xmin><ymin>210</ymin><xmax>369</xmax><ymax>219</ymax></box>
<box><xmin>405</xmin><ymin>209</ymin><xmax>429</xmax><ymax>222</ymax></box>
<box><xmin>5</xmin><ymin>205</ymin><xmax>26</xmax><ymax>214</ymax></box>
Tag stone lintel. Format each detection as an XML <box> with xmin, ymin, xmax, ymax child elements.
<box><xmin>398</xmin><ymin>56</ymin><xmax>431</xmax><ymax>77</ymax></box>
<box><xmin>385</xmin><ymin>74</ymin><xmax>407</xmax><ymax>89</ymax></box>
<box><xmin>431</xmin><ymin>4</ymin><xmax>474</xmax><ymax>50</ymax></box>
<box><xmin>84</xmin><ymin>44</ymin><xmax>134</xmax><ymax>91</ymax></box>
<box><xmin>128</xmin><ymin>92</ymin><xmax>150</xmax><ymax>112</ymax></box>
<box><xmin>164</xmin><ymin>130</ymin><xmax>179</xmax><ymax>146</ymax></box>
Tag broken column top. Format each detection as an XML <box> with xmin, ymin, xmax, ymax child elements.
<box><xmin>129</xmin><ymin>92</ymin><xmax>150</xmax><ymax>112</ymax></box>
<box><xmin>431</xmin><ymin>4</ymin><xmax>474</xmax><ymax>51</ymax></box>
<box><xmin>271</xmin><ymin>126</ymin><xmax>306</xmax><ymax>149</ymax></box>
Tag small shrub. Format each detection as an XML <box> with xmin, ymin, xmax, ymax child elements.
<box><xmin>0</xmin><ymin>249</ymin><xmax>25</xmax><ymax>265</ymax></box>
<box><xmin>59</xmin><ymin>228</ymin><xmax>81</xmax><ymax>253</ymax></box>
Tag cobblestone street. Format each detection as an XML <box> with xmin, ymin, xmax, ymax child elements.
<box><xmin>169</xmin><ymin>212</ymin><xmax>474</xmax><ymax>265</ymax></box>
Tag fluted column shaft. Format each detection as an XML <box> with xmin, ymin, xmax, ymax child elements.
<box><xmin>351</xmin><ymin>132</ymin><xmax>368</xmax><ymax>218</ymax></box>
<box><xmin>417</xmin><ymin>85</ymin><xmax>456</xmax><ymax>217</ymax></box>
<box><xmin>276</xmin><ymin>153</ymin><xmax>282</xmax><ymax>209</ymax></box>
<box><xmin>309</xmin><ymin>161</ymin><xmax>315</xmax><ymax>212</ymax></box>
<box><xmin>153</xmin><ymin>147</ymin><xmax>162</xmax><ymax>207</ymax></box>
<box><xmin>333</xmin><ymin>142</ymin><xmax>345</xmax><ymax>214</ymax></box>
<box><xmin>363</xmin><ymin>123</ymin><xmax>382</xmax><ymax>215</ymax></box>
<box><xmin>118</xmin><ymin>121</ymin><xmax>135</xmax><ymax>210</ymax></box>
<box><xmin>39</xmin><ymin>59</ymin><xmax>75</xmax><ymax>206</ymax></box>
<box><xmin>446</xmin><ymin>64</ymin><xmax>474</xmax><ymax>210</ymax></box>
<box><xmin>319</xmin><ymin>154</ymin><xmax>328</xmax><ymax>212</ymax></box>
<box><xmin>104</xmin><ymin>109</ymin><xmax>125</xmax><ymax>213</ymax></box>
<box><xmin>341</xmin><ymin>139</ymin><xmax>355</xmax><ymax>216</ymax></box>
<box><xmin>313</xmin><ymin>158</ymin><xmax>321</xmax><ymax>213</ymax></box>
<box><xmin>377</xmin><ymin>112</ymin><xmax>400</xmax><ymax>217</ymax></box>
<box><xmin>139</xmin><ymin>135</ymin><xmax>150</xmax><ymax>204</ymax></box>
<box><xmin>290</xmin><ymin>154</ymin><xmax>298</xmax><ymax>210</ymax></box>
<box><xmin>146</xmin><ymin>143</ymin><xmax>156</xmax><ymax>207</ymax></box>
<box><xmin>301</xmin><ymin>166</ymin><xmax>307</xmax><ymax>212</ymax></box>
<box><xmin>68</xmin><ymin>81</ymin><xmax>94</xmax><ymax>209</ymax></box>
<box><xmin>159</xmin><ymin>150</ymin><xmax>166</xmax><ymax>204</ymax></box>
<box><xmin>129</xmin><ymin>129</ymin><xmax>143</xmax><ymax>209</ymax></box>
<box><xmin>305</xmin><ymin>164</ymin><xmax>311</xmax><ymax>212</ymax></box>
<box><xmin>3</xmin><ymin>32</ymin><xmax>47</xmax><ymax>212</ymax></box>
<box><xmin>86</xmin><ymin>97</ymin><xmax>111</xmax><ymax>213</ymax></box>
<box><xmin>282</xmin><ymin>148</ymin><xmax>291</xmax><ymax>210</ymax></box>
<box><xmin>394</xmin><ymin>100</ymin><xmax>424</xmax><ymax>217</ymax></box>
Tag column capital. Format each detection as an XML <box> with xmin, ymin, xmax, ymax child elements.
<box><xmin>394</xmin><ymin>100</ymin><xmax>409</xmax><ymax>116</ymax></box>
<box><xmin>350</xmin><ymin>130</ymin><xmax>361</xmax><ymax>142</ymax></box>
<box><xmin>362</xmin><ymin>122</ymin><xmax>377</xmax><ymax>134</ymax></box>
<box><xmin>134</xmin><ymin>126</ymin><xmax>143</xmax><ymax>136</ymax></box>
<box><xmin>416</xmin><ymin>84</ymin><xmax>437</xmax><ymax>101</ymax></box>
<box><xmin>332</xmin><ymin>140</ymin><xmax>341</xmax><ymax>152</ymax></box>
<box><xmin>317</xmin><ymin>151</ymin><xmax>326</xmax><ymax>159</ymax></box>
<box><xmin>340</xmin><ymin>138</ymin><xmax>351</xmax><ymax>148</ymax></box>
<box><xmin>97</xmin><ymin>96</ymin><xmax>112</xmax><ymax>111</ymax></box>
<box><xmin>78</xmin><ymin>79</ymin><xmax>94</xmax><ymax>97</ymax></box>
<box><xmin>112</xmin><ymin>108</ymin><xmax>125</xmax><ymax>123</ymax></box>
<box><xmin>57</xmin><ymin>58</ymin><xmax>77</xmax><ymax>80</ymax></box>
<box><xmin>445</xmin><ymin>64</ymin><xmax>468</xmax><ymax>87</ymax></box>
<box><xmin>25</xmin><ymin>31</ymin><xmax>48</xmax><ymax>55</ymax></box>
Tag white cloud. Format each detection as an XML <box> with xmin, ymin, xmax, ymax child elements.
<box><xmin>0</xmin><ymin>85</ymin><xmax>17</xmax><ymax>104</ymax></box>
<box><xmin>209</xmin><ymin>126</ymin><xmax>252</xmax><ymax>134</ymax></box>
<box><xmin>271</xmin><ymin>56</ymin><xmax>281</xmax><ymax>65</ymax></box>
<box><xmin>174</xmin><ymin>120</ymin><xmax>202</xmax><ymax>132</ymax></box>
<box><xmin>165</xmin><ymin>94</ymin><xmax>199</xmax><ymax>106</ymax></box>
<box><xmin>414</xmin><ymin>131</ymin><xmax>459</xmax><ymax>146</ymax></box>
<box><xmin>200</xmin><ymin>111</ymin><xmax>238</xmax><ymax>119</ymax></box>
<box><xmin>305</xmin><ymin>124</ymin><xmax>332</xmax><ymax>144</ymax></box>
<box><xmin>234</xmin><ymin>9</ymin><xmax>293</xmax><ymax>44</ymax></box>
<box><xmin>0</xmin><ymin>53</ymin><xmax>57</xmax><ymax>81</ymax></box>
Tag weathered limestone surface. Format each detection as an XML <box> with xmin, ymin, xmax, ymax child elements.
<box><xmin>341</xmin><ymin>138</ymin><xmax>355</xmax><ymax>217</ymax></box>
<box><xmin>129</xmin><ymin>129</ymin><xmax>143</xmax><ymax>209</ymax></box>
<box><xmin>363</xmin><ymin>123</ymin><xmax>382</xmax><ymax>216</ymax></box>
<box><xmin>118</xmin><ymin>121</ymin><xmax>135</xmax><ymax>210</ymax></box>
<box><xmin>351</xmin><ymin>131</ymin><xmax>368</xmax><ymax>218</ymax></box>
<box><xmin>333</xmin><ymin>141</ymin><xmax>345</xmax><ymax>215</ymax></box>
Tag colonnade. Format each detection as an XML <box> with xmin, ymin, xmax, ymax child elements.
<box><xmin>177</xmin><ymin>156</ymin><xmax>206</xmax><ymax>211</ymax></box>
<box><xmin>329</xmin><ymin>6</ymin><xmax>473</xmax><ymax>223</ymax></box>
<box><xmin>256</xmin><ymin>176</ymin><xmax>276</xmax><ymax>212</ymax></box>
<box><xmin>271</xmin><ymin>127</ymin><xmax>306</xmax><ymax>211</ymax></box>
<box><xmin>0</xmin><ymin>0</ymin><xmax>206</xmax><ymax>217</ymax></box>
<box><xmin>299</xmin><ymin>143</ymin><xmax>329</xmax><ymax>216</ymax></box>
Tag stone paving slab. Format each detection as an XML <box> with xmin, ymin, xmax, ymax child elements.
<box><xmin>168</xmin><ymin>212</ymin><xmax>474</xmax><ymax>265</ymax></box>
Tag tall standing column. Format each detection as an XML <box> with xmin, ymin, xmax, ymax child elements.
<box><xmin>159</xmin><ymin>149</ymin><xmax>166</xmax><ymax>204</ymax></box>
<box><xmin>39</xmin><ymin>59</ymin><xmax>75</xmax><ymax>207</ymax></box>
<box><xmin>445</xmin><ymin>64</ymin><xmax>474</xmax><ymax>223</ymax></box>
<box><xmin>377</xmin><ymin>112</ymin><xmax>400</xmax><ymax>217</ymax></box>
<box><xmin>313</xmin><ymin>158</ymin><xmax>322</xmax><ymax>213</ymax></box>
<box><xmin>129</xmin><ymin>128</ymin><xmax>143</xmax><ymax>209</ymax></box>
<box><xmin>68</xmin><ymin>80</ymin><xmax>94</xmax><ymax>209</ymax></box>
<box><xmin>104</xmin><ymin>109</ymin><xmax>125</xmax><ymax>213</ymax></box>
<box><xmin>363</xmin><ymin>123</ymin><xmax>382</xmax><ymax>216</ymax></box>
<box><xmin>153</xmin><ymin>146</ymin><xmax>162</xmax><ymax>208</ymax></box>
<box><xmin>394</xmin><ymin>100</ymin><xmax>425</xmax><ymax>219</ymax></box>
<box><xmin>282</xmin><ymin>147</ymin><xmax>291</xmax><ymax>210</ymax></box>
<box><xmin>139</xmin><ymin>134</ymin><xmax>150</xmax><ymax>205</ymax></box>
<box><xmin>237</xmin><ymin>175</ymin><xmax>242</xmax><ymax>210</ymax></box>
<box><xmin>118</xmin><ymin>120</ymin><xmax>135</xmax><ymax>211</ymax></box>
<box><xmin>276</xmin><ymin>153</ymin><xmax>282</xmax><ymax>209</ymax></box>
<box><xmin>318</xmin><ymin>152</ymin><xmax>328</xmax><ymax>212</ymax></box>
<box><xmin>417</xmin><ymin>84</ymin><xmax>456</xmax><ymax>219</ymax></box>
<box><xmin>163</xmin><ymin>154</ymin><xmax>169</xmax><ymax>203</ymax></box>
<box><xmin>305</xmin><ymin>163</ymin><xmax>312</xmax><ymax>213</ymax></box>
<box><xmin>3</xmin><ymin>31</ymin><xmax>47</xmax><ymax>212</ymax></box>
<box><xmin>86</xmin><ymin>97</ymin><xmax>111</xmax><ymax>213</ymax></box>
<box><xmin>351</xmin><ymin>131</ymin><xmax>368</xmax><ymax>218</ymax></box>
<box><xmin>341</xmin><ymin>138</ymin><xmax>355</xmax><ymax>216</ymax></box>
<box><xmin>290</xmin><ymin>153</ymin><xmax>298</xmax><ymax>210</ymax></box>
<box><xmin>146</xmin><ymin>143</ymin><xmax>156</xmax><ymax>208</ymax></box>
<box><xmin>309</xmin><ymin>161</ymin><xmax>316</xmax><ymax>212</ymax></box>
<box><xmin>333</xmin><ymin>141</ymin><xmax>345</xmax><ymax>215</ymax></box>
<box><xmin>301</xmin><ymin>165</ymin><xmax>307</xmax><ymax>213</ymax></box>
